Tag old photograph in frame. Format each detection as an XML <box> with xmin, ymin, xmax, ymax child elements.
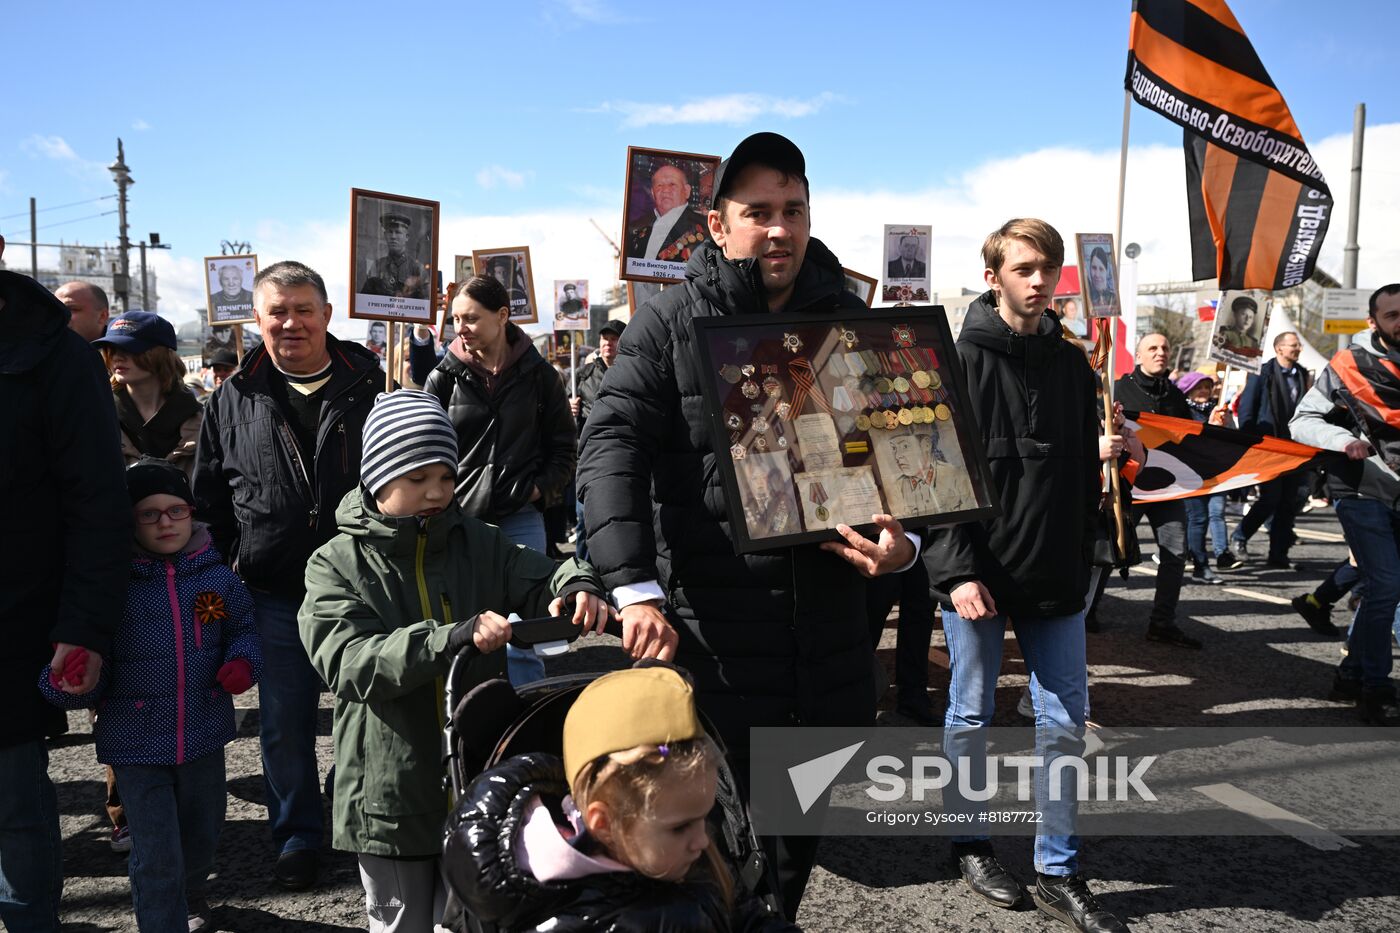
<box><xmin>204</xmin><ymin>254</ymin><xmax>258</xmax><ymax>325</ymax></box>
<box><xmin>620</xmin><ymin>146</ymin><xmax>720</xmax><ymax>284</ymax></box>
<box><xmin>554</xmin><ymin>279</ymin><xmax>590</xmax><ymax>331</ymax></box>
<box><xmin>349</xmin><ymin>188</ymin><xmax>439</xmax><ymax>324</ymax></box>
<box><xmin>472</xmin><ymin>246</ymin><xmax>538</xmax><ymax>325</ymax></box>
<box><xmin>692</xmin><ymin>308</ymin><xmax>997</xmax><ymax>553</ymax></box>
<box><xmin>1209</xmin><ymin>289</ymin><xmax>1271</xmax><ymax>371</ymax></box>
<box><xmin>202</xmin><ymin>322</ymin><xmax>242</xmax><ymax>366</ymax></box>
<box><xmin>1075</xmin><ymin>233</ymin><xmax>1120</xmax><ymax>318</ymax></box>
<box><xmin>842</xmin><ymin>268</ymin><xmax>877</xmax><ymax>307</ymax></box>
<box><xmin>882</xmin><ymin>224</ymin><xmax>931</xmax><ymax>303</ymax></box>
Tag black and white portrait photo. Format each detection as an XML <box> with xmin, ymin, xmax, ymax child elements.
<box><xmin>1210</xmin><ymin>290</ymin><xmax>1271</xmax><ymax>370</ymax></box>
<box><xmin>205</xmin><ymin>254</ymin><xmax>258</xmax><ymax>325</ymax></box>
<box><xmin>881</xmin><ymin>224</ymin><xmax>931</xmax><ymax>302</ymax></box>
<box><xmin>554</xmin><ymin>279</ymin><xmax>589</xmax><ymax>330</ymax></box>
<box><xmin>620</xmin><ymin>146</ymin><xmax>720</xmax><ymax>284</ymax></box>
<box><xmin>472</xmin><ymin>247</ymin><xmax>538</xmax><ymax>325</ymax></box>
<box><xmin>202</xmin><ymin>323</ymin><xmax>241</xmax><ymax>366</ymax></box>
<box><xmin>843</xmin><ymin>268</ymin><xmax>877</xmax><ymax>307</ymax></box>
<box><xmin>737</xmin><ymin>452</ymin><xmax>800</xmax><ymax>540</ymax></box>
<box><xmin>349</xmin><ymin>188</ymin><xmax>439</xmax><ymax>323</ymax></box>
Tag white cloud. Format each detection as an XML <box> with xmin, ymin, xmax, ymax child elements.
<box><xmin>475</xmin><ymin>165</ymin><xmax>529</xmax><ymax>190</ymax></box>
<box><xmin>132</xmin><ymin>119</ymin><xmax>152</xmax><ymax>131</ymax></box>
<box><xmin>593</xmin><ymin>92</ymin><xmax>838</xmax><ymax>128</ymax></box>
<box><xmin>22</xmin><ymin>134</ymin><xmax>81</xmax><ymax>162</ymax></box>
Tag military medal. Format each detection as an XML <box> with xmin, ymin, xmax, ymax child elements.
<box><xmin>927</xmin><ymin>370</ymin><xmax>942</xmax><ymax>390</ymax></box>
<box><xmin>762</xmin><ymin>375</ymin><xmax>782</xmax><ymax>398</ymax></box>
<box><xmin>775</xmin><ymin>401</ymin><xmax>792</xmax><ymax>420</ymax></box>
<box><xmin>730</xmin><ymin>443</ymin><xmax>746</xmax><ymax>461</ymax></box>
<box><xmin>855</xmin><ymin>413</ymin><xmax>871</xmax><ymax>432</ymax></box>
<box><xmin>782</xmin><ymin>332</ymin><xmax>803</xmax><ymax>354</ymax></box>
<box><xmin>752</xmin><ymin>415</ymin><xmax>769</xmax><ymax>434</ymax></box>
<box><xmin>874</xmin><ymin>376</ymin><xmax>893</xmax><ymax>394</ymax></box>
<box><xmin>777</xmin><ymin>436</ymin><xmax>788</xmax><ymax>448</ymax></box>
<box><xmin>720</xmin><ymin>364</ymin><xmax>742</xmax><ymax>384</ymax></box>
<box><xmin>883</xmin><ymin>410</ymin><xmax>899</xmax><ymax>430</ymax></box>
<box><xmin>726</xmin><ymin>412</ymin><xmax>744</xmax><ymax>430</ymax></box>
<box><xmin>898</xmin><ymin>408</ymin><xmax>914</xmax><ymax>426</ymax></box>
<box><xmin>893</xmin><ymin>376</ymin><xmax>911</xmax><ymax>393</ymax></box>
<box><xmin>808</xmin><ymin>481</ymin><xmax>830</xmax><ymax>522</ymax></box>
<box><xmin>741</xmin><ymin>379</ymin><xmax>760</xmax><ymax>399</ymax></box>
<box><xmin>935</xmin><ymin>403</ymin><xmax>951</xmax><ymax>421</ymax></box>
<box><xmin>840</xmin><ymin>326</ymin><xmax>859</xmax><ymax>349</ymax></box>
<box><xmin>912</xmin><ymin>370</ymin><xmax>931</xmax><ymax>389</ymax></box>
<box><xmin>892</xmin><ymin>323</ymin><xmax>916</xmax><ymax>348</ymax></box>
<box><xmin>830</xmin><ymin>384</ymin><xmax>855</xmax><ymax>412</ymax></box>
<box><xmin>754</xmin><ymin>436</ymin><xmax>768</xmax><ymax>451</ymax></box>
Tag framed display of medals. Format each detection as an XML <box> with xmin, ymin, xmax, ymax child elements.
<box><xmin>693</xmin><ymin>307</ymin><xmax>998</xmax><ymax>554</ymax></box>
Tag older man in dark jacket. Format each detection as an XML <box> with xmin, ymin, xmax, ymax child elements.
<box><xmin>1115</xmin><ymin>332</ymin><xmax>1202</xmax><ymax>648</ymax></box>
<box><xmin>578</xmin><ymin>133</ymin><xmax>917</xmax><ymax>918</ymax></box>
<box><xmin>194</xmin><ymin>260</ymin><xmax>383</xmax><ymax>890</ymax></box>
<box><xmin>1234</xmin><ymin>331</ymin><xmax>1311</xmax><ymax>567</ymax></box>
<box><xmin>1</xmin><ymin>242</ymin><xmax>130</xmax><ymax>931</ymax></box>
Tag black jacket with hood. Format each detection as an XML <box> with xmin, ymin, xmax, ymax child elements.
<box><xmin>1114</xmin><ymin>366</ymin><xmax>1191</xmax><ymax>420</ymax></box>
<box><xmin>423</xmin><ymin>323</ymin><xmax>576</xmax><ymax>522</ymax></box>
<box><xmin>576</xmin><ymin>236</ymin><xmax>874</xmax><ymax>748</ymax></box>
<box><xmin>443</xmin><ymin>752</ymin><xmax>795</xmax><ymax>933</ymax></box>
<box><xmin>922</xmin><ymin>293</ymin><xmax>1101</xmax><ymax>618</ymax></box>
<box><xmin>0</xmin><ymin>271</ymin><xmax>130</xmax><ymax>747</ymax></box>
<box><xmin>192</xmin><ymin>336</ymin><xmax>384</xmax><ymax>599</ymax></box>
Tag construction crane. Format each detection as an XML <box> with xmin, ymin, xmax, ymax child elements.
<box><xmin>589</xmin><ymin>218</ymin><xmax>626</xmax><ymax>306</ymax></box>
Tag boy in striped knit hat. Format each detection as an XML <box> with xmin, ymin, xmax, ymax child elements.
<box><xmin>297</xmin><ymin>389</ymin><xmax>610</xmax><ymax>932</ymax></box>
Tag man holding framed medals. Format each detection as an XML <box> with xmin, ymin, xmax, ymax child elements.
<box><xmin>578</xmin><ymin>132</ymin><xmax>918</xmax><ymax>919</ymax></box>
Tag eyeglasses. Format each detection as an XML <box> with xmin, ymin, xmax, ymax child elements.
<box><xmin>135</xmin><ymin>504</ymin><xmax>193</xmax><ymax>525</ymax></box>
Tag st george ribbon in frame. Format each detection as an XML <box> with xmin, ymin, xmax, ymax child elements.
<box><xmin>692</xmin><ymin>307</ymin><xmax>998</xmax><ymax>554</ymax></box>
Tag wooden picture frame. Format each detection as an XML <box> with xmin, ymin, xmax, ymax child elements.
<box><xmin>692</xmin><ymin>307</ymin><xmax>999</xmax><ymax>554</ymax></box>
<box><xmin>1209</xmin><ymin>290</ymin><xmax>1271</xmax><ymax>371</ymax></box>
<box><xmin>202</xmin><ymin>323</ymin><xmax>243</xmax><ymax>365</ymax></box>
<box><xmin>204</xmin><ymin>254</ymin><xmax>258</xmax><ymax>325</ymax></box>
<box><xmin>619</xmin><ymin>145</ymin><xmax>720</xmax><ymax>285</ymax></box>
<box><xmin>553</xmin><ymin>279</ymin><xmax>590</xmax><ymax>331</ymax></box>
<box><xmin>1075</xmin><ymin>233</ymin><xmax>1121</xmax><ymax>318</ymax></box>
<box><xmin>842</xmin><ymin>268</ymin><xmax>878</xmax><ymax>307</ymax></box>
<box><xmin>348</xmin><ymin>187</ymin><xmax>440</xmax><ymax>323</ymax></box>
<box><xmin>471</xmin><ymin>246</ymin><xmax>539</xmax><ymax>325</ymax></box>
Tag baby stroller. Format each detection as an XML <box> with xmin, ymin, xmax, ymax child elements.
<box><xmin>438</xmin><ymin>616</ymin><xmax>781</xmax><ymax>932</ymax></box>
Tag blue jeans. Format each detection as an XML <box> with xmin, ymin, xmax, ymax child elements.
<box><xmin>252</xmin><ymin>590</ymin><xmax>324</xmax><ymax>854</ymax></box>
<box><xmin>1184</xmin><ymin>493</ymin><xmax>1228</xmax><ymax>564</ymax></box>
<box><xmin>115</xmin><ymin>751</ymin><xmax>226</xmax><ymax>932</ymax></box>
<box><xmin>494</xmin><ymin>507</ymin><xmax>549</xmax><ymax>686</ymax></box>
<box><xmin>1334</xmin><ymin>497</ymin><xmax>1400</xmax><ymax>689</ymax></box>
<box><xmin>943</xmin><ymin>609</ymin><xmax>1087</xmax><ymax>876</ymax></box>
<box><xmin>0</xmin><ymin>739</ymin><xmax>63</xmax><ymax>932</ymax></box>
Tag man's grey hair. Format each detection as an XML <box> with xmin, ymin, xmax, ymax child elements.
<box><xmin>255</xmin><ymin>260</ymin><xmax>328</xmax><ymax>304</ymax></box>
<box><xmin>59</xmin><ymin>281</ymin><xmax>109</xmax><ymax>311</ymax></box>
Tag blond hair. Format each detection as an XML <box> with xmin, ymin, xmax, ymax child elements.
<box><xmin>981</xmin><ymin>218</ymin><xmax>1064</xmax><ymax>274</ymax></box>
<box><xmin>573</xmin><ymin>736</ymin><xmax>734</xmax><ymax>906</ymax></box>
<box><xmin>101</xmin><ymin>345</ymin><xmax>188</xmax><ymax>396</ymax></box>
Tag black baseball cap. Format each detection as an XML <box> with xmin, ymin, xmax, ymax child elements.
<box><xmin>711</xmin><ymin>132</ymin><xmax>807</xmax><ymax>205</ymax></box>
<box><xmin>599</xmin><ymin>320</ymin><xmax>626</xmax><ymax>338</ymax></box>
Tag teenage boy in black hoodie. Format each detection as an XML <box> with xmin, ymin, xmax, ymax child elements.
<box><xmin>1114</xmin><ymin>333</ymin><xmax>1203</xmax><ymax>648</ymax></box>
<box><xmin>923</xmin><ymin>219</ymin><xmax>1127</xmax><ymax>933</ymax></box>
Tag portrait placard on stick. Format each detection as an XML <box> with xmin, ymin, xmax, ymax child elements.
<box><xmin>620</xmin><ymin>146</ymin><xmax>720</xmax><ymax>284</ymax></box>
<box><xmin>348</xmin><ymin>188</ymin><xmax>440</xmax><ymax>324</ymax></box>
<box><xmin>1209</xmin><ymin>290</ymin><xmax>1271</xmax><ymax>372</ymax></box>
<box><xmin>471</xmin><ymin>247</ymin><xmax>538</xmax><ymax>325</ymax></box>
<box><xmin>204</xmin><ymin>254</ymin><xmax>258</xmax><ymax>325</ymax></box>
<box><xmin>882</xmin><ymin>225</ymin><xmax>931</xmax><ymax>303</ymax></box>
<box><xmin>554</xmin><ymin>279</ymin><xmax>590</xmax><ymax>331</ymax></box>
<box><xmin>1075</xmin><ymin>233</ymin><xmax>1121</xmax><ymax>317</ymax></box>
<box><xmin>692</xmin><ymin>308</ymin><xmax>997</xmax><ymax>553</ymax></box>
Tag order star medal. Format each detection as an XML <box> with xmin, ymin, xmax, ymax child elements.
<box><xmin>782</xmin><ymin>332</ymin><xmax>804</xmax><ymax>354</ymax></box>
<box><xmin>892</xmin><ymin>323</ymin><xmax>915</xmax><ymax>348</ymax></box>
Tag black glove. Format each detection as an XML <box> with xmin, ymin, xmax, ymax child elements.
<box><xmin>445</xmin><ymin>614</ymin><xmax>482</xmax><ymax>656</ymax></box>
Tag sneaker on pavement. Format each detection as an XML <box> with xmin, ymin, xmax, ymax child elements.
<box><xmin>1215</xmin><ymin>550</ymin><xmax>1239</xmax><ymax>571</ymax></box>
<box><xmin>1034</xmin><ymin>874</ymin><xmax>1129</xmax><ymax>932</ymax></box>
<box><xmin>110</xmin><ymin>825</ymin><xmax>132</xmax><ymax>854</ymax></box>
<box><xmin>950</xmin><ymin>841</ymin><xmax>1024</xmax><ymax>909</ymax></box>
<box><xmin>1145</xmin><ymin>623</ymin><xmax>1203</xmax><ymax>649</ymax></box>
<box><xmin>1191</xmin><ymin>564</ymin><xmax>1224</xmax><ymax>585</ymax></box>
<box><xmin>1291</xmin><ymin>594</ymin><xmax>1340</xmax><ymax>637</ymax></box>
<box><xmin>1231</xmin><ymin>536</ymin><xmax>1249</xmax><ymax>558</ymax></box>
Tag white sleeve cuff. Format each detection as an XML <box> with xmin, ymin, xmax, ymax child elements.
<box><xmin>411</xmin><ymin>332</ymin><xmax>433</xmax><ymax>346</ymax></box>
<box><xmin>892</xmin><ymin>531</ymin><xmax>922</xmax><ymax>573</ymax></box>
<box><xmin>612</xmin><ymin>581</ymin><xmax>666</xmax><ymax>609</ymax></box>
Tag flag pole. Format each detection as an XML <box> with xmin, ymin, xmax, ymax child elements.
<box><xmin>1103</xmin><ymin>88</ymin><xmax>1133</xmax><ymax>557</ymax></box>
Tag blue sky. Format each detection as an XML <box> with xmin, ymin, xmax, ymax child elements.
<box><xmin>5</xmin><ymin>0</ymin><xmax>1398</xmax><ymax>333</ymax></box>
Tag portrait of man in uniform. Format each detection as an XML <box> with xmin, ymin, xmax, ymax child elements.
<box><xmin>349</xmin><ymin>189</ymin><xmax>440</xmax><ymax>323</ymax></box>
<box><xmin>204</xmin><ymin>255</ymin><xmax>258</xmax><ymax>324</ymax></box>
<box><xmin>202</xmin><ymin>323</ymin><xmax>240</xmax><ymax>366</ymax></box>
<box><xmin>361</xmin><ymin>212</ymin><xmax>427</xmax><ymax>299</ymax></box>
<box><xmin>620</xmin><ymin>146</ymin><xmax>720</xmax><ymax>284</ymax></box>
<box><xmin>737</xmin><ymin>453</ymin><xmax>800</xmax><ymax>539</ymax></box>
<box><xmin>555</xmin><ymin>280</ymin><xmax>589</xmax><ymax>326</ymax></box>
<box><xmin>472</xmin><ymin>247</ymin><xmax>539</xmax><ymax>324</ymax></box>
<box><xmin>1214</xmin><ymin>294</ymin><xmax>1263</xmax><ymax>353</ymax></box>
<box><xmin>880</xmin><ymin>423</ymin><xmax>974</xmax><ymax>518</ymax></box>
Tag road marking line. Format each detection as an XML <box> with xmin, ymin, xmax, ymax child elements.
<box><xmin>1130</xmin><ymin>564</ymin><xmax>1294</xmax><ymax>605</ymax></box>
<box><xmin>1192</xmin><ymin>783</ymin><xmax>1358</xmax><ymax>851</ymax></box>
<box><xmin>1295</xmin><ymin>528</ymin><xmax>1345</xmax><ymax>543</ymax></box>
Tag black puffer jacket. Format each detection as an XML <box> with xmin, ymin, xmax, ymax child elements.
<box><xmin>574</xmin><ymin>356</ymin><xmax>610</xmax><ymax>431</ymax></box>
<box><xmin>424</xmin><ymin>325</ymin><xmax>576</xmax><ymax>523</ymax></box>
<box><xmin>922</xmin><ymin>293</ymin><xmax>1101</xmax><ymax>618</ymax></box>
<box><xmin>192</xmin><ymin>337</ymin><xmax>383</xmax><ymax>598</ymax></box>
<box><xmin>443</xmin><ymin>752</ymin><xmax>796</xmax><ymax>933</ymax></box>
<box><xmin>1115</xmin><ymin>366</ymin><xmax>1191</xmax><ymax>419</ymax></box>
<box><xmin>577</xmin><ymin>237</ymin><xmax>874</xmax><ymax>748</ymax></box>
<box><xmin>1</xmin><ymin>271</ymin><xmax>130</xmax><ymax>747</ymax></box>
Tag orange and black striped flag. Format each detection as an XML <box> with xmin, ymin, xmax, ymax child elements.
<box><xmin>1123</xmin><ymin>411</ymin><xmax>1334</xmax><ymax>504</ymax></box>
<box><xmin>1126</xmin><ymin>0</ymin><xmax>1332</xmax><ymax>290</ymax></box>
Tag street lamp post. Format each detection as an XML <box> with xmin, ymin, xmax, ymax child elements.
<box><xmin>108</xmin><ymin>139</ymin><xmax>134</xmax><ymax>312</ymax></box>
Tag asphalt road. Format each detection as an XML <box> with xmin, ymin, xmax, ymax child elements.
<box><xmin>42</xmin><ymin>507</ymin><xmax>1400</xmax><ymax>932</ymax></box>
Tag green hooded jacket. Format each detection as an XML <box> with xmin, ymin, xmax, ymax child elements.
<box><xmin>299</xmin><ymin>487</ymin><xmax>602</xmax><ymax>856</ymax></box>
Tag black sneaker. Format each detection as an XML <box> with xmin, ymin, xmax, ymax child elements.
<box><xmin>1033</xmin><ymin>874</ymin><xmax>1129</xmax><ymax>932</ymax></box>
<box><xmin>1231</xmin><ymin>536</ymin><xmax>1249</xmax><ymax>558</ymax></box>
<box><xmin>1291</xmin><ymin>595</ymin><xmax>1340</xmax><ymax>637</ymax></box>
<box><xmin>950</xmin><ymin>841</ymin><xmax>1023</xmax><ymax>909</ymax></box>
<box><xmin>1358</xmin><ymin>687</ymin><xmax>1400</xmax><ymax>726</ymax></box>
<box><xmin>1216</xmin><ymin>551</ymin><xmax>1239</xmax><ymax>571</ymax></box>
<box><xmin>1264</xmin><ymin>557</ymin><xmax>1293</xmax><ymax>570</ymax></box>
<box><xmin>1191</xmin><ymin>564</ymin><xmax>1224</xmax><ymax>585</ymax></box>
<box><xmin>273</xmin><ymin>848</ymin><xmax>319</xmax><ymax>891</ymax></box>
<box><xmin>1330</xmin><ymin>673</ymin><xmax>1363</xmax><ymax>702</ymax></box>
<box><xmin>1146</xmin><ymin>623</ymin><xmax>1203</xmax><ymax>649</ymax></box>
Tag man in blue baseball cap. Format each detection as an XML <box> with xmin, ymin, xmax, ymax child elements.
<box><xmin>92</xmin><ymin>310</ymin><xmax>178</xmax><ymax>354</ymax></box>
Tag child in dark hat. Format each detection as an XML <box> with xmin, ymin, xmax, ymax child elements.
<box><xmin>297</xmin><ymin>390</ymin><xmax>611</xmax><ymax>932</ymax></box>
<box><xmin>38</xmin><ymin>457</ymin><xmax>260</xmax><ymax>932</ymax></box>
